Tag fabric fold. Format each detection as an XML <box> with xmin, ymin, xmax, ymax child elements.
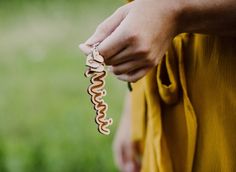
<box><xmin>131</xmin><ymin>34</ymin><xmax>198</xmax><ymax>172</ymax></box>
<box><xmin>157</xmin><ymin>51</ymin><xmax>179</xmax><ymax>105</ymax></box>
<box><xmin>174</xmin><ymin>36</ymin><xmax>198</xmax><ymax>172</ymax></box>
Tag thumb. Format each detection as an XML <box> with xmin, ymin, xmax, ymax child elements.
<box><xmin>84</xmin><ymin>3</ymin><xmax>131</xmax><ymax>46</ymax></box>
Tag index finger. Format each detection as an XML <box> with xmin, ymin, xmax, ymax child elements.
<box><xmin>97</xmin><ymin>25</ymin><xmax>128</xmax><ymax>61</ymax></box>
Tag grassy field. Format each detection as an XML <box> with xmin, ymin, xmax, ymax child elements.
<box><xmin>0</xmin><ymin>0</ymin><xmax>126</xmax><ymax>171</ymax></box>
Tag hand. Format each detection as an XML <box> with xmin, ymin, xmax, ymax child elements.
<box><xmin>113</xmin><ymin>94</ymin><xmax>141</xmax><ymax>172</ymax></box>
<box><xmin>80</xmin><ymin>0</ymin><xmax>182</xmax><ymax>82</ymax></box>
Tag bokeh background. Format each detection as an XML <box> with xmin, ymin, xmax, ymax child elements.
<box><xmin>0</xmin><ymin>0</ymin><xmax>127</xmax><ymax>171</ymax></box>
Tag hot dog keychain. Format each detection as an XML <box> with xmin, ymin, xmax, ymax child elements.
<box><xmin>84</xmin><ymin>43</ymin><xmax>113</xmax><ymax>135</ymax></box>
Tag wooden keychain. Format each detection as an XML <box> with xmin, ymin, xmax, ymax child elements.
<box><xmin>84</xmin><ymin>43</ymin><xmax>113</xmax><ymax>135</ymax></box>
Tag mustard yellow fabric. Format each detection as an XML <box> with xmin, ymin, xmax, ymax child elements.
<box><xmin>131</xmin><ymin>33</ymin><xmax>236</xmax><ymax>172</ymax></box>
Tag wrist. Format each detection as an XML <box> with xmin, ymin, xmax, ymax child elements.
<box><xmin>171</xmin><ymin>0</ymin><xmax>194</xmax><ymax>34</ymax></box>
<box><xmin>176</xmin><ymin>1</ymin><xmax>199</xmax><ymax>33</ymax></box>
<box><xmin>156</xmin><ymin>0</ymin><xmax>190</xmax><ymax>36</ymax></box>
<box><xmin>176</xmin><ymin>0</ymin><xmax>224</xmax><ymax>34</ymax></box>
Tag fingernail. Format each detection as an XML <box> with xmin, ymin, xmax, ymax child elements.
<box><xmin>125</xmin><ymin>162</ymin><xmax>135</xmax><ymax>172</ymax></box>
<box><xmin>116</xmin><ymin>75</ymin><xmax>122</xmax><ymax>80</ymax></box>
<box><xmin>79</xmin><ymin>44</ymin><xmax>92</xmax><ymax>55</ymax></box>
<box><xmin>85</xmin><ymin>35</ymin><xmax>95</xmax><ymax>46</ymax></box>
<box><xmin>116</xmin><ymin>75</ymin><xmax>128</xmax><ymax>82</ymax></box>
<box><xmin>78</xmin><ymin>43</ymin><xmax>86</xmax><ymax>51</ymax></box>
<box><xmin>107</xmin><ymin>66</ymin><xmax>113</xmax><ymax>73</ymax></box>
<box><xmin>78</xmin><ymin>43</ymin><xmax>83</xmax><ymax>49</ymax></box>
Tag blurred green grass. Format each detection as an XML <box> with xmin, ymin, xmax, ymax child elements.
<box><xmin>0</xmin><ymin>0</ymin><xmax>127</xmax><ymax>171</ymax></box>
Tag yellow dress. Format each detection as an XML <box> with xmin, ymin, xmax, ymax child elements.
<box><xmin>131</xmin><ymin>33</ymin><xmax>236</xmax><ymax>172</ymax></box>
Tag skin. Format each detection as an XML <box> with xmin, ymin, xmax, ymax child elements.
<box><xmin>80</xmin><ymin>0</ymin><xmax>179</xmax><ymax>82</ymax></box>
<box><xmin>112</xmin><ymin>93</ymin><xmax>141</xmax><ymax>172</ymax></box>
<box><xmin>80</xmin><ymin>0</ymin><xmax>236</xmax><ymax>171</ymax></box>
<box><xmin>80</xmin><ymin>0</ymin><xmax>236</xmax><ymax>82</ymax></box>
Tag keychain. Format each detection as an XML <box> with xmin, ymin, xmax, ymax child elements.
<box><xmin>84</xmin><ymin>44</ymin><xmax>113</xmax><ymax>135</ymax></box>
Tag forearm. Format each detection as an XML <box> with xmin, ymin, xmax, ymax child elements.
<box><xmin>178</xmin><ymin>0</ymin><xmax>236</xmax><ymax>36</ymax></box>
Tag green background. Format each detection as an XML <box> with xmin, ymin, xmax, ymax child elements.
<box><xmin>0</xmin><ymin>0</ymin><xmax>126</xmax><ymax>171</ymax></box>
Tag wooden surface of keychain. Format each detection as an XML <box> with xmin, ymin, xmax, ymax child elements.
<box><xmin>84</xmin><ymin>44</ymin><xmax>113</xmax><ymax>135</ymax></box>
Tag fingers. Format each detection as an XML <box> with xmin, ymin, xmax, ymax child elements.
<box><xmin>114</xmin><ymin>143</ymin><xmax>125</xmax><ymax>171</ymax></box>
<box><xmin>113</xmin><ymin>139</ymin><xmax>126</xmax><ymax>172</ymax></box>
<box><xmin>123</xmin><ymin>142</ymin><xmax>138</xmax><ymax>172</ymax></box>
<box><xmin>116</xmin><ymin>67</ymin><xmax>150</xmax><ymax>83</ymax></box>
<box><xmin>109</xmin><ymin>59</ymin><xmax>149</xmax><ymax>75</ymax></box>
<box><xmin>85</xmin><ymin>6</ymin><xmax>128</xmax><ymax>46</ymax></box>
<box><xmin>79</xmin><ymin>24</ymin><xmax>129</xmax><ymax>59</ymax></box>
<box><xmin>81</xmin><ymin>2</ymin><xmax>133</xmax><ymax>46</ymax></box>
<box><xmin>97</xmin><ymin>24</ymin><xmax>128</xmax><ymax>60</ymax></box>
<box><xmin>114</xmin><ymin>141</ymin><xmax>140</xmax><ymax>172</ymax></box>
<box><xmin>79</xmin><ymin>44</ymin><xmax>92</xmax><ymax>55</ymax></box>
<box><xmin>105</xmin><ymin>47</ymin><xmax>133</xmax><ymax>65</ymax></box>
<box><xmin>80</xmin><ymin>3</ymin><xmax>133</xmax><ymax>57</ymax></box>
